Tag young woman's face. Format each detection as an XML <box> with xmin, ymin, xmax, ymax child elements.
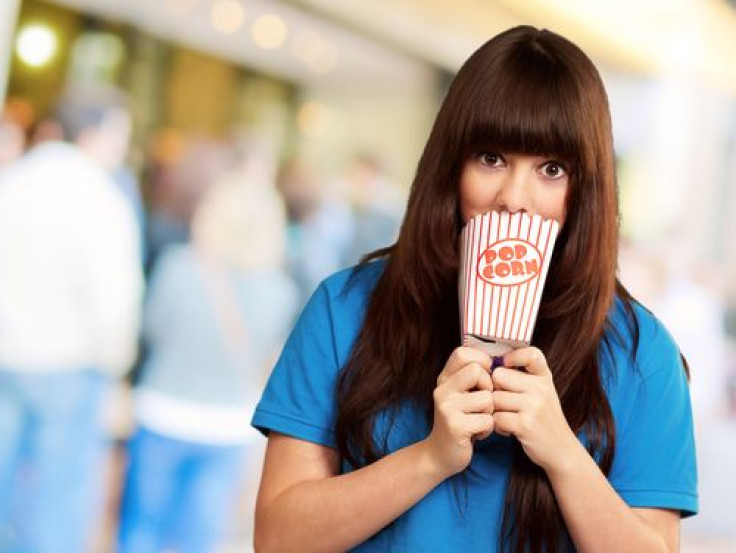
<box><xmin>459</xmin><ymin>152</ymin><xmax>570</xmax><ymax>225</ymax></box>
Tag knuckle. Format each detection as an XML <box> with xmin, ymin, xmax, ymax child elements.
<box><xmin>492</xmin><ymin>413</ymin><xmax>504</xmax><ymax>431</ymax></box>
<box><xmin>452</xmin><ymin>347</ymin><xmax>468</xmax><ymax>364</ymax></box>
<box><xmin>436</xmin><ymin>402</ymin><xmax>452</xmax><ymax>421</ymax></box>
<box><xmin>472</xmin><ymin>364</ymin><xmax>486</xmax><ymax>380</ymax></box>
<box><xmin>492</xmin><ymin>369</ymin><xmax>504</xmax><ymax>384</ymax></box>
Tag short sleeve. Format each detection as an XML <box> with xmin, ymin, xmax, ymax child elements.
<box><xmin>251</xmin><ymin>282</ymin><xmax>341</xmax><ymax>448</ymax></box>
<box><xmin>608</xmin><ymin>322</ymin><xmax>698</xmax><ymax>516</ymax></box>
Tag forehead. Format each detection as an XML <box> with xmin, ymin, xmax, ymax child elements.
<box><xmin>459</xmin><ymin>64</ymin><xmax>585</xmax><ymax>164</ymax></box>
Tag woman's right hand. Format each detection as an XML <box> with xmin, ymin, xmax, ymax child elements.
<box><xmin>423</xmin><ymin>346</ymin><xmax>494</xmax><ymax>478</ymax></box>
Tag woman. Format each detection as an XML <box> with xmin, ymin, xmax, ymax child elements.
<box><xmin>251</xmin><ymin>26</ymin><xmax>697</xmax><ymax>552</ymax></box>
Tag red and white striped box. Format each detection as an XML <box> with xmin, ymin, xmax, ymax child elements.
<box><xmin>459</xmin><ymin>211</ymin><xmax>560</xmax><ymax>356</ymax></box>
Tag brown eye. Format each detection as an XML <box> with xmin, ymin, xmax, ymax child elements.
<box><xmin>541</xmin><ymin>162</ymin><xmax>567</xmax><ymax>179</ymax></box>
<box><xmin>478</xmin><ymin>153</ymin><xmax>503</xmax><ymax>167</ymax></box>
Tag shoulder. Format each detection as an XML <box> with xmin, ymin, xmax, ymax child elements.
<box><xmin>0</xmin><ymin>143</ymin><xmax>84</xmax><ymax>193</ymax></box>
<box><xmin>25</xmin><ymin>142</ymin><xmax>105</xmax><ymax>184</ymax></box>
<box><xmin>319</xmin><ymin>259</ymin><xmax>386</xmax><ymax>309</ymax></box>
<box><xmin>602</xmin><ymin>297</ymin><xmax>690</xmax><ymax>437</ymax></box>
<box><xmin>287</xmin><ymin>259</ymin><xmax>386</xmax><ymax>367</ymax></box>
<box><xmin>605</xmin><ymin>295</ymin><xmax>682</xmax><ymax>380</ymax></box>
<box><xmin>604</xmin><ymin>297</ymin><xmax>697</xmax><ymax>515</ymax></box>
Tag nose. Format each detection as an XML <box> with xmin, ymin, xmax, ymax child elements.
<box><xmin>495</xmin><ymin>167</ymin><xmax>531</xmax><ymax>215</ymax></box>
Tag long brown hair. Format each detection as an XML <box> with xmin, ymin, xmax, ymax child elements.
<box><xmin>335</xmin><ymin>26</ymin><xmax>633</xmax><ymax>552</ymax></box>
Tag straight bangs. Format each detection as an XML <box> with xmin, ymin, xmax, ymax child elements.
<box><xmin>460</xmin><ymin>47</ymin><xmax>589</xmax><ymax>173</ymax></box>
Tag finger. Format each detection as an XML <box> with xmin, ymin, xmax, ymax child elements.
<box><xmin>474</xmin><ymin>426</ymin><xmax>494</xmax><ymax>441</ymax></box>
<box><xmin>492</xmin><ymin>367</ymin><xmax>529</xmax><ymax>393</ymax></box>
<box><xmin>466</xmin><ymin>413</ymin><xmax>494</xmax><ymax>438</ymax></box>
<box><xmin>445</xmin><ymin>363</ymin><xmax>493</xmax><ymax>393</ymax></box>
<box><xmin>493</xmin><ymin>411</ymin><xmax>519</xmax><ymax>438</ymax></box>
<box><xmin>457</xmin><ymin>390</ymin><xmax>494</xmax><ymax>414</ymax></box>
<box><xmin>491</xmin><ymin>390</ymin><xmax>523</xmax><ymax>413</ymax></box>
<box><xmin>441</xmin><ymin>347</ymin><xmax>492</xmax><ymax>381</ymax></box>
<box><xmin>504</xmin><ymin>347</ymin><xmax>549</xmax><ymax>377</ymax></box>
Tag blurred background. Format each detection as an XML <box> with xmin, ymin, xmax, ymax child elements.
<box><xmin>0</xmin><ymin>0</ymin><xmax>735</xmax><ymax>551</ymax></box>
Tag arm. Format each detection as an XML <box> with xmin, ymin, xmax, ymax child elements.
<box><xmin>547</xmin><ymin>442</ymin><xmax>679</xmax><ymax>552</ymax></box>
<box><xmin>255</xmin><ymin>347</ymin><xmax>494</xmax><ymax>552</ymax></box>
<box><xmin>492</xmin><ymin>348</ymin><xmax>679</xmax><ymax>553</ymax></box>
<box><xmin>255</xmin><ymin>433</ymin><xmax>444</xmax><ymax>553</ymax></box>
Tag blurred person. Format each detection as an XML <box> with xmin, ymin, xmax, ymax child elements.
<box><xmin>118</xmin><ymin>152</ymin><xmax>298</xmax><ymax>552</ymax></box>
<box><xmin>144</xmin><ymin>136</ymin><xmax>232</xmax><ymax>275</ymax></box>
<box><xmin>1</xmin><ymin>97</ymin><xmax>34</xmax><ymax>168</ymax></box>
<box><xmin>341</xmin><ymin>153</ymin><xmax>405</xmax><ymax>266</ymax></box>
<box><xmin>277</xmin><ymin>159</ymin><xmax>355</xmax><ymax>307</ymax></box>
<box><xmin>252</xmin><ymin>26</ymin><xmax>697</xmax><ymax>552</ymax></box>
<box><xmin>27</xmin><ymin>117</ymin><xmax>64</xmax><ymax>148</ymax></box>
<box><xmin>0</xmin><ymin>87</ymin><xmax>143</xmax><ymax>552</ymax></box>
<box><xmin>57</xmin><ymin>88</ymin><xmax>146</xmax><ymax>257</ymax></box>
<box><xmin>0</xmin><ymin>116</ymin><xmax>25</xmax><ymax>168</ymax></box>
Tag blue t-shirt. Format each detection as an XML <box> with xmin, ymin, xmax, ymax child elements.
<box><xmin>252</xmin><ymin>261</ymin><xmax>698</xmax><ymax>551</ymax></box>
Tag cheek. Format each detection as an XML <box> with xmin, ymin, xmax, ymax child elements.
<box><xmin>540</xmin><ymin>183</ymin><xmax>569</xmax><ymax>225</ymax></box>
<box><xmin>458</xmin><ymin>168</ymin><xmax>488</xmax><ymax>222</ymax></box>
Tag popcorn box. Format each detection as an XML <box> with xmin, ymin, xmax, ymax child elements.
<box><xmin>459</xmin><ymin>211</ymin><xmax>560</xmax><ymax>356</ymax></box>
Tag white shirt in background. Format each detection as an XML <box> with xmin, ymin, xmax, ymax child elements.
<box><xmin>0</xmin><ymin>142</ymin><xmax>143</xmax><ymax>376</ymax></box>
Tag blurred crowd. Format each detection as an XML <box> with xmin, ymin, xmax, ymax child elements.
<box><xmin>0</xmin><ymin>87</ymin><xmax>404</xmax><ymax>552</ymax></box>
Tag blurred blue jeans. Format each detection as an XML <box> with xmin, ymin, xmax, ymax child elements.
<box><xmin>118</xmin><ymin>427</ymin><xmax>246</xmax><ymax>553</ymax></box>
<box><xmin>0</xmin><ymin>369</ymin><xmax>107</xmax><ymax>553</ymax></box>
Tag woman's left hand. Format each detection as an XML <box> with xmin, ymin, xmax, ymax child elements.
<box><xmin>492</xmin><ymin>347</ymin><xmax>579</xmax><ymax>475</ymax></box>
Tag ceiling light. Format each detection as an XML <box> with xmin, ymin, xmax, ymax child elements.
<box><xmin>15</xmin><ymin>23</ymin><xmax>57</xmax><ymax>68</ymax></box>
<box><xmin>251</xmin><ymin>14</ymin><xmax>287</xmax><ymax>50</ymax></box>
<box><xmin>210</xmin><ymin>0</ymin><xmax>246</xmax><ymax>35</ymax></box>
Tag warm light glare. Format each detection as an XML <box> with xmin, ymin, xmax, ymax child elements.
<box><xmin>210</xmin><ymin>0</ymin><xmax>246</xmax><ymax>35</ymax></box>
<box><xmin>251</xmin><ymin>14</ymin><xmax>287</xmax><ymax>50</ymax></box>
<box><xmin>15</xmin><ymin>24</ymin><xmax>57</xmax><ymax>68</ymax></box>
